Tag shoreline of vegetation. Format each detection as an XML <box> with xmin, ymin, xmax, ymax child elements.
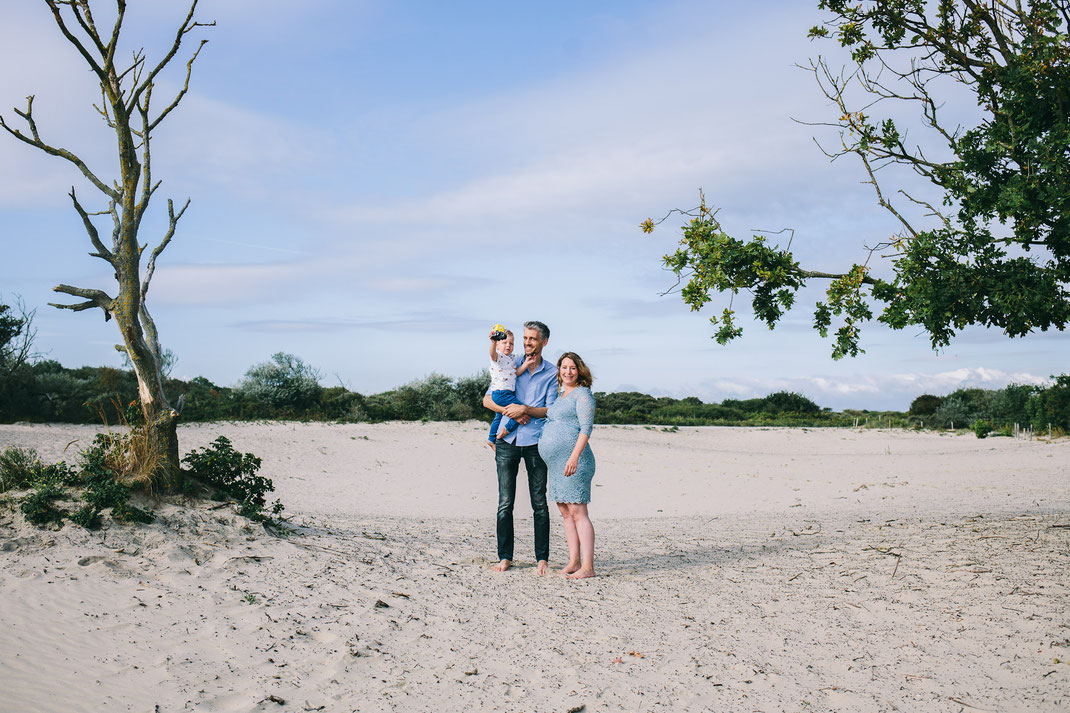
<box><xmin>1</xmin><ymin>352</ymin><xmax>1066</xmax><ymax>439</ymax></box>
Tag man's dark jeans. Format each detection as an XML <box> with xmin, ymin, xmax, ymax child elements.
<box><xmin>495</xmin><ymin>438</ymin><xmax>550</xmax><ymax>563</ymax></box>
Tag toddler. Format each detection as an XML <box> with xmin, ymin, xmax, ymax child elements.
<box><xmin>486</xmin><ymin>326</ymin><xmax>531</xmax><ymax>447</ymax></box>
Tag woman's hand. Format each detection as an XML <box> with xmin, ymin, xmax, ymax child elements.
<box><xmin>564</xmin><ymin>455</ymin><xmax>579</xmax><ymax>477</ymax></box>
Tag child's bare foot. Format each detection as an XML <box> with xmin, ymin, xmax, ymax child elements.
<box><xmin>559</xmin><ymin>561</ymin><xmax>581</xmax><ymax>575</ymax></box>
<box><xmin>485</xmin><ymin>440</ymin><xmax>496</xmax><ymax>451</ymax></box>
<box><xmin>492</xmin><ymin>559</ymin><xmax>511</xmax><ymax>572</ymax></box>
<box><xmin>565</xmin><ymin>568</ymin><xmax>595</xmax><ymax>579</ymax></box>
<box><xmin>496</xmin><ymin>428</ymin><xmax>508</xmax><ymax>440</ymax></box>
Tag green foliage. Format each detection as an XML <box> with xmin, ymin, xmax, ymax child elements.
<box><xmin>0</xmin><ymin>447</ymin><xmax>42</xmax><ymax>492</ymax></box>
<box><xmin>0</xmin><ymin>447</ymin><xmax>76</xmax><ymax>492</ymax></box>
<box><xmin>1026</xmin><ymin>374</ymin><xmax>1070</xmax><ymax>430</ymax></box>
<box><xmin>69</xmin><ymin>504</ymin><xmax>101</xmax><ymax>529</ymax></box>
<box><xmin>237</xmin><ymin>352</ymin><xmax>323</xmax><ymax>414</ymax></box>
<box><xmin>595</xmin><ymin>390</ymin><xmax>826</xmax><ymax>427</ymax></box>
<box><xmin>908</xmin><ymin>394</ymin><xmax>943</xmax><ymax>417</ymax></box>
<box><xmin>929</xmin><ymin>397</ymin><xmax>976</xmax><ymax>429</ymax></box>
<box><xmin>972</xmin><ymin>420</ymin><xmax>994</xmax><ymax>439</ymax></box>
<box><xmin>649</xmin><ymin>2</ymin><xmax>1070</xmax><ymax>356</ymax></box>
<box><xmin>19</xmin><ymin>484</ymin><xmax>66</xmax><ymax>527</ymax></box>
<box><xmin>182</xmin><ymin>436</ymin><xmax>282</xmax><ymax>523</ymax></box>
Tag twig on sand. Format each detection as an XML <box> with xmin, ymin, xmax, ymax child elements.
<box><xmin>224</xmin><ymin>555</ymin><xmax>273</xmax><ymax>564</ymax></box>
<box><xmin>788</xmin><ymin>572</ymin><xmax>803</xmax><ymax>582</ymax></box>
<box><xmin>361</xmin><ymin>531</ymin><xmax>387</xmax><ymax>541</ymax></box>
<box><xmin>289</xmin><ymin>541</ymin><xmax>350</xmax><ymax>557</ymax></box>
<box><xmin>948</xmin><ymin>696</ymin><xmax>994</xmax><ymax>711</ymax></box>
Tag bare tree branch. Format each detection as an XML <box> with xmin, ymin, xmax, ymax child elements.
<box><xmin>69</xmin><ymin>188</ymin><xmax>115</xmax><ymax>264</ymax></box>
<box><xmin>148</xmin><ymin>39</ymin><xmax>208</xmax><ymax>132</ymax></box>
<box><xmin>0</xmin><ymin>96</ymin><xmax>118</xmax><ymax>200</ymax></box>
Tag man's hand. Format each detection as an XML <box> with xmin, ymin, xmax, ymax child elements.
<box><xmin>502</xmin><ymin>404</ymin><xmax>530</xmax><ymax>424</ymax></box>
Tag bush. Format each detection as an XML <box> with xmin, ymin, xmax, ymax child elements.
<box><xmin>759</xmin><ymin>391</ymin><xmax>821</xmax><ymax>415</ymax></box>
<box><xmin>0</xmin><ymin>447</ymin><xmax>76</xmax><ymax>492</ymax></box>
<box><xmin>19</xmin><ymin>484</ymin><xmax>66</xmax><ymax>527</ymax></box>
<box><xmin>929</xmin><ymin>396</ymin><xmax>976</xmax><ymax>429</ymax></box>
<box><xmin>237</xmin><ymin>352</ymin><xmax>323</xmax><ymax>413</ymax></box>
<box><xmin>0</xmin><ymin>447</ymin><xmax>41</xmax><ymax>492</ymax></box>
<box><xmin>182</xmin><ymin>436</ymin><xmax>283</xmax><ymax>523</ymax></box>
<box><xmin>909</xmin><ymin>394</ymin><xmax>943</xmax><ymax>416</ymax></box>
<box><xmin>1026</xmin><ymin>374</ymin><xmax>1070</xmax><ymax>431</ymax></box>
<box><xmin>972</xmin><ymin>419</ymin><xmax>994</xmax><ymax>439</ymax></box>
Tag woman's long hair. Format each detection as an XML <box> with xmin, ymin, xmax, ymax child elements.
<box><xmin>557</xmin><ymin>352</ymin><xmax>593</xmax><ymax>390</ymax></box>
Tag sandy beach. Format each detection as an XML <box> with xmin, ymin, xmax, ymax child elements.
<box><xmin>1</xmin><ymin>421</ymin><xmax>1067</xmax><ymax>712</ymax></box>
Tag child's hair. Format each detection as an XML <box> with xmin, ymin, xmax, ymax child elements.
<box><xmin>504</xmin><ymin>329</ymin><xmax>513</xmax><ymax>338</ymax></box>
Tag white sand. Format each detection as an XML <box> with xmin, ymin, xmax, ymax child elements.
<box><xmin>1</xmin><ymin>421</ymin><xmax>1067</xmax><ymax>712</ymax></box>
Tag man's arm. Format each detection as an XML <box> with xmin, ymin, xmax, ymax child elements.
<box><xmin>484</xmin><ymin>394</ymin><xmax>531</xmax><ymax>424</ymax></box>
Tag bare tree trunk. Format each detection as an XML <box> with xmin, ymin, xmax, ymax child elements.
<box><xmin>1</xmin><ymin>1</ymin><xmax>212</xmax><ymax>488</ymax></box>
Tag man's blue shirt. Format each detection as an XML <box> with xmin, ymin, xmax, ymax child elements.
<box><xmin>490</xmin><ymin>354</ymin><xmax>558</xmax><ymax>446</ymax></box>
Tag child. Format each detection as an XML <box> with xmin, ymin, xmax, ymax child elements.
<box><xmin>487</xmin><ymin>326</ymin><xmax>531</xmax><ymax>447</ymax></box>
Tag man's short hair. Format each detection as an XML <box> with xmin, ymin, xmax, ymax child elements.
<box><xmin>524</xmin><ymin>320</ymin><xmax>550</xmax><ymax>342</ymax></box>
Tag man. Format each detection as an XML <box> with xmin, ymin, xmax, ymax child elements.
<box><xmin>483</xmin><ymin>320</ymin><xmax>557</xmax><ymax>575</ymax></box>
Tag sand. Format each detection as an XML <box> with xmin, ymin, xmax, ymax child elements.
<box><xmin>0</xmin><ymin>421</ymin><xmax>1067</xmax><ymax>712</ymax></box>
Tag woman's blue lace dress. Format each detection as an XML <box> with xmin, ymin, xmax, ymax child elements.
<box><xmin>539</xmin><ymin>386</ymin><xmax>596</xmax><ymax>504</ymax></box>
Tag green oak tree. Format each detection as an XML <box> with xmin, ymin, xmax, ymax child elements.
<box><xmin>1</xmin><ymin>1</ymin><xmax>212</xmax><ymax>483</ymax></box>
<box><xmin>645</xmin><ymin>0</ymin><xmax>1069</xmax><ymax>358</ymax></box>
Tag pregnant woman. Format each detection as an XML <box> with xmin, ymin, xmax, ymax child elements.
<box><xmin>539</xmin><ymin>352</ymin><xmax>597</xmax><ymax>579</ymax></box>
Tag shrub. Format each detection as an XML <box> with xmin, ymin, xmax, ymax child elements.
<box><xmin>0</xmin><ymin>447</ymin><xmax>41</xmax><ymax>492</ymax></box>
<box><xmin>182</xmin><ymin>436</ymin><xmax>282</xmax><ymax>523</ymax></box>
<box><xmin>1026</xmin><ymin>374</ymin><xmax>1070</xmax><ymax>431</ymax></box>
<box><xmin>759</xmin><ymin>391</ymin><xmax>821</xmax><ymax>415</ymax></box>
<box><xmin>972</xmin><ymin>419</ymin><xmax>994</xmax><ymax>439</ymax></box>
<box><xmin>929</xmin><ymin>396</ymin><xmax>976</xmax><ymax>429</ymax></box>
<box><xmin>237</xmin><ymin>352</ymin><xmax>323</xmax><ymax>412</ymax></box>
<box><xmin>0</xmin><ymin>448</ymin><xmax>77</xmax><ymax>491</ymax></box>
<box><xmin>909</xmin><ymin>394</ymin><xmax>943</xmax><ymax>416</ymax></box>
<box><xmin>19</xmin><ymin>483</ymin><xmax>66</xmax><ymax>527</ymax></box>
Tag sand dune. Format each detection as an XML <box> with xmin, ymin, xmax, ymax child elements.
<box><xmin>1</xmin><ymin>422</ymin><xmax>1067</xmax><ymax>712</ymax></box>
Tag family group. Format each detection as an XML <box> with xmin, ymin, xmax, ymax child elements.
<box><xmin>482</xmin><ymin>320</ymin><xmax>597</xmax><ymax>579</ymax></box>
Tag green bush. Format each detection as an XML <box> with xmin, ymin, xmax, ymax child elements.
<box><xmin>236</xmin><ymin>352</ymin><xmax>323</xmax><ymax>413</ymax></box>
<box><xmin>972</xmin><ymin>419</ymin><xmax>994</xmax><ymax>439</ymax></box>
<box><xmin>909</xmin><ymin>394</ymin><xmax>943</xmax><ymax>416</ymax></box>
<box><xmin>0</xmin><ymin>447</ymin><xmax>77</xmax><ymax>491</ymax></box>
<box><xmin>19</xmin><ymin>484</ymin><xmax>66</xmax><ymax>526</ymax></box>
<box><xmin>182</xmin><ymin>436</ymin><xmax>282</xmax><ymax>523</ymax></box>
<box><xmin>0</xmin><ymin>447</ymin><xmax>41</xmax><ymax>492</ymax></box>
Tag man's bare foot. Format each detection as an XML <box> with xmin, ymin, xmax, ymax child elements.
<box><xmin>536</xmin><ymin>560</ymin><xmax>548</xmax><ymax>576</ymax></box>
<box><xmin>565</xmin><ymin>568</ymin><xmax>595</xmax><ymax>579</ymax></box>
<box><xmin>492</xmin><ymin>559</ymin><xmax>511</xmax><ymax>572</ymax></box>
<box><xmin>559</xmin><ymin>561</ymin><xmax>581</xmax><ymax>575</ymax></box>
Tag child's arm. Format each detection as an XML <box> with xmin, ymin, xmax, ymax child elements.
<box><xmin>515</xmin><ymin>355</ymin><xmax>531</xmax><ymax>375</ymax></box>
<box><xmin>489</xmin><ymin>337</ymin><xmax>499</xmax><ymax>364</ymax></box>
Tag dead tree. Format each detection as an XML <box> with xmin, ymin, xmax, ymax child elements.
<box><xmin>0</xmin><ymin>0</ymin><xmax>213</xmax><ymax>484</ymax></box>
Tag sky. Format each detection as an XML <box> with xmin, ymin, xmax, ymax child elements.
<box><xmin>0</xmin><ymin>1</ymin><xmax>1065</xmax><ymax>411</ymax></box>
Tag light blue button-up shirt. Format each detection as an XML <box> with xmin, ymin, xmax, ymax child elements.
<box><xmin>492</xmin><ymin>354</ymin><xmax>558</xmax><ymax>447</ymax></box>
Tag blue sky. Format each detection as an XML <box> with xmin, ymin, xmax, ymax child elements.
<box><xmin>1</xmin><ymin>1</ymin><xmax>1065</xmax><ymax>411</ymax></box>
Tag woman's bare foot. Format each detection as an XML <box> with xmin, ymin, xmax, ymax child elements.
<box><xmin>492</xmin><ymin>559</ymin><xmax>511</xmax><ymax>572</ymax></box>
<box><xmin>565</xmin><ymin>568</ymin><xmax>595</xmax><ymax>579</ymax></box>
<box><xmin>559</xmin><ymin>561</ymin><xmax>581</xmax><ymax>575</ymax></box>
